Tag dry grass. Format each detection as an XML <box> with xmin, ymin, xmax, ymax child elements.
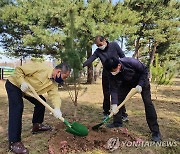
<box><xmin>0</xmin><ymin>77</ymin><xmax>179</xmax><ymax>154</ymax></box>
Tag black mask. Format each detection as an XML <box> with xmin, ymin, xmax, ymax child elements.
<box><xmin>55</xmin><ymin>74</ymin><xmax>64</xmax><ymax>84</ymax></box>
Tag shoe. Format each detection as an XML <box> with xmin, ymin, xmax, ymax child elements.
<box><xmin>152</xmin><ymin>132</ymin><xmax>162</xmax><ymax>142</ymax></box>
<box><xmin>122</xmin><ymin>116</ymin><xmax>129</xmax><ymax>122</ymax></box>
<box><xmin>106</xmin><ymin>123</ymin><xmax>123</xmax><ymax>128</ymax></box>
<box><xmin>9</xmin><ymin>142</ymin><xmax>29</xmax><ymax>154</ymax></box>
<box><xmin>32</xmin><ymin>123</ymin><xmax>52</xmax><ymax>134</ymax></box>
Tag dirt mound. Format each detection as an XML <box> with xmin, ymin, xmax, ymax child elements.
<box><xmin>48</xmin><ymin>123</ymin><xmax>137</xmax><ymax>153</ymax></box>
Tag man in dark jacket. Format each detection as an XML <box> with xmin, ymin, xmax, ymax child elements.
<box><xmin>83</xmin><ymin>36</ymin><xmax>128</xmax><ymax>121</ymax></box>
<box><xmin>104</xmin><ymin>57</ymin><xmax>161</xmax><ymax>142</ymax></box>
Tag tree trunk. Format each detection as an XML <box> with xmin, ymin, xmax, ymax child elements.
<box><xmin>20</xmin><ymin>58</ymin><xmax>23</xmax><ymax>66</ymax></box>
<box><xmin>73</xmin><ymin>82</ymin><xmax>78</xmax><ymax>118</ymax></box>
<box><xmin>149</xmin><ymin>42</ymin><xmax>158</xmax><ymax>66</ymax></box>
<box><xmin>148</xmin><ymin>42</ymin><xmax>158</xmax><ymax>81</ymax></box>
<box><xmin>133</xmin><ymin>23</ymin><xmax>145</xmax><ymax>59</ymax></box>
<box><xmin>121</xmin><ymin>36</ymin><xmax>123</xmax><ymax>49</ymax></box>
<box><xmin>96</xmin><ymin>61</ymin><xmax>102</xmax><ymax>78</ymax></box>
<box><xmin>74</xmin><ymin>105</ymin><xmax>77</xmax><ymax>119</ymax></box>
<box><xmin>148</xmin><ymin>39</ymin><xmax>152</xmax><ymax>80</ymax></box>
<box><xmin>86</xmin><ymin>44</ymin><xmax>93</xmax><ymax>84</ymax></box>
<box><xmin>132</xmin><ymin>37</ymin><xmax>141</xmax><ymax>59</ymax></box>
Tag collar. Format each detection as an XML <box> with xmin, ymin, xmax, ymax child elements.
<box><xmin>106</xmin><ymin>41</ymin><xmax>109</xmax><ymax>46</ymax></box>
<box><xmin>48</xmin><ymin>67</ymin><xmax>54</xmax><ymax>80</ymax></box>
<box><xmin>105</xmin><ymin>41</ymin><xmax>109</xmax><ymax>49</ymax></box>
<box><xmin>119</xmin><ymin>61</ymin><xmax>124</xmax><ymax>72</ymax></box>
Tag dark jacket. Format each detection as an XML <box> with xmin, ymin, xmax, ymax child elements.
<box><xmin>109</xmin><ymin>57</ymin><xmax>148</xmax><ymax>104</ymax></box>
<box><xmin>83</xmin><ymin>41</ymin><xmax>125</xmax><ymax>67</ymax></box>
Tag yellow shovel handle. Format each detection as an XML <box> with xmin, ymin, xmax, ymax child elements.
<box><xmin>109</xmin><ymin>88</ymin><xmax>138</xmax><ymax>118</ymax></box>
<box><xmin>25</xmin><ymin>83</ymin><xmax>65</xmax><ymax>122</ymax></box>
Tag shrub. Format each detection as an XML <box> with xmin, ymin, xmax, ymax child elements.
<box><xmin>150</xmin><ymin>54</ymin><xmax>177</xmax><ymax>85</ymax></box>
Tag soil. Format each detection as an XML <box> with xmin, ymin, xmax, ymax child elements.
<box><xmin>48</xmin><ymin>123</ymin><xmax>137</xmax><ymax>154</ymax></box>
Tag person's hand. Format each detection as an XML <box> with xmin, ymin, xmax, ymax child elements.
<box><xmin>20</xmin><ymin>82</ymin><xmax>29</xmax><ymax>92</ymax></box>
<box><xmin>53</xmin><ymin>108</ymin><xmax>62</xmax><ymax>119</ymax></box>
<box><xmin>136</xmin><ymin>85</ymin><xmax>142</xmax><ymax>93</ymax></box>
<box><xmin>111</xmin><ymin>104</ymin><xmax>118</xmax><ymax>115</ymax></box>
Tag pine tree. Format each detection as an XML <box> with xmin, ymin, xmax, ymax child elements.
<box><xmin>124</xmin><ymin>0</ymin><xmax>180</xmax><ymax>66</ymax></box>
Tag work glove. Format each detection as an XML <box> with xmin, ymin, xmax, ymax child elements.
<box><xmin>111</xmin><ymin>104</ymin><xmax>119</xmax><ymax>115</ymax></box>
<box><xmin>20</xmin><ymin>82</ymin><xmax>29</xmax><ymax>92</ymax></box>
<box><xmin>53</xmin><ymin>108</ymin><xmax>62</xmax><ymax>119</ymax></box>
<box><xmin>136</xmin><ymin>85</ymin><xmax>142</xmax><ymax>93</ymax></box>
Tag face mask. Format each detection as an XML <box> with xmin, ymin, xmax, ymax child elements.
<box><xmin>98</xmin><ymin>45</ymin><xmax>106</xmax><ymax>50</ymax></box>
<box><xmin>55</xmin><ymin>74</ymin><xmax>64</xmax><ymax>84</ymax></box>
<box><xmin>111</xmin><ymin>70</ymin><xmax>120</xmax><ymax>76</ymax></box>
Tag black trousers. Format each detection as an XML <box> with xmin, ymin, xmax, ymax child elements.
<box><xmin>5</xmin><ymin>80</ymin><xmax>46</xmax><ymax>143</ymax></box>
<box><xmin>114</xmin><ymin>81</ymin><xmax>160</xmax><ymax>133</ymax></box>
<box><xmin>102</xmin><ymin>69</ymin><xmax>127</xmax><ymax>117</ymax></box>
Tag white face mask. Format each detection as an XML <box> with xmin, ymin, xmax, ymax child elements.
<box><xmin>111</xmin><ymin>70</ymin><xmax>120</xmax><ymax>76</ymax></box>
<box><xmin>98</xmin><ymin>45</ymin><xmax>106</xmax><ymax>50</ymax></box>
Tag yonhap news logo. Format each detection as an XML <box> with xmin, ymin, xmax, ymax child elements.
<box><xmin>106</xmin><ymin>137</ymin><xmax>178</xmax><ymax>152</ymax></box>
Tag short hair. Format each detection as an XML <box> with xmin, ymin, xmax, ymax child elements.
<box><xmin>95</xmin><ymin>35</ymin><xmax>106</xmax><ymax>42</ymax></box>
<box><xmin>104</xmin><ymin>57</ymin><xmax>120</xmax><ymax>72</ymax></box>
<box><xmin>55</xmin><ymin>63</ymin><xmax>71</xmax><ymax>73</ymax></box>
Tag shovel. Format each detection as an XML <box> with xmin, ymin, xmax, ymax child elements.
<box><xmin>92</xmin><ymin>88</ymin><xmax>138</xmax><ymax>130</ymax></box>
<box><xmin>26</xmin><ymin>83</ymin><xmax>88</xmax><ymax>137</ymax></box>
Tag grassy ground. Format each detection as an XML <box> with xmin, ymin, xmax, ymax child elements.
<box><xmin>0</xmin><ymin>77</ymin><xmax>179</xmax><ymax>154</ymax></box>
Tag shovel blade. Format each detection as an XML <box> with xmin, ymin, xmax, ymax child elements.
<box><xmin>66</xmin><ymin>122</ymin><xmax>88</xmax><ymax>137</ymax></box>
<box><xmin>92</xmin><ymin>116</ymin><xmax>110</xmax><ymax>130</ymax></box>
<box><xmin>92</xmin><ymin>123</ymin><xmax>104</xmax><ymax>130</ymax></box>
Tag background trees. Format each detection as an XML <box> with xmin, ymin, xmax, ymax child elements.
<box><xmin>124</xmin><ymin>0</ymin><xmax>180</xmax><ymax>66</ymax></box>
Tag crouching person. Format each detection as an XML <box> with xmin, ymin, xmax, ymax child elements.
<box><xmin>5</xmin><ymin>62</ymin><xmax>71</xmax><ymax>154</ymax></box>
<box><xmin>104</xmin><ymin>57</ymin><xmax>161</xmax><ymax>142</ymax></box>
